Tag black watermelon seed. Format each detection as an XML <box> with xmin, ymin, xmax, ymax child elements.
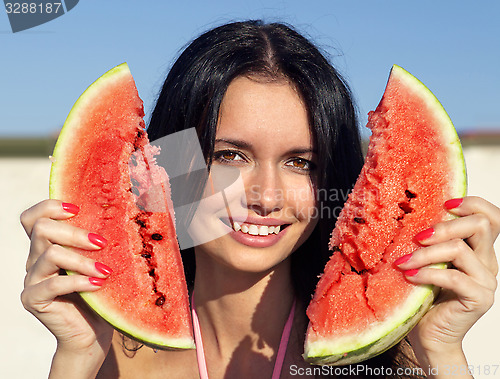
<box><xmin>354</xmin><ymin>217</ymin><xmax>366</xmax><ymax>224</ymax></box>
<box><xmin>350</xmin><ymin>265</ymin><xmax>367</xmax><ymax>275</ymax></box>
<box><xmin>155</xmin><ymin>295</ymin><xmax>165</xmax><ymax>306</ymax></box>
<box><xmin>405</xmin><ymin>190</ymin><xmax>417</xmax><ymax>199</ymax></box>
<box><xmin>141</xmin><ymin>253</ymin><xmax>152</xmax><ymax>259</ymax></box>
<box><xmin>135</xmin><ymin>218</ymin><xmax>146</xmax><ymax>228</ymax></box>
<box><xmin>151</xmin><ymin>233</ymin><xmax>163</xmax><ymax>241</ymax></box>
<box><xmin>148</xmin><ymin>269</ymin><xmax>155</xmax><ymax>277</ymax></box>
<box><xmin>398</xmin><ymin>202</ymin><xmax>413</xmax><ymax>214</ymax></box>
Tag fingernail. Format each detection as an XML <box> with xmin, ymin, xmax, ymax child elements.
<box><xmin>403</xmin><ymin>269</ymin><xmax>419</xmax><ymax>277</ymax></box>
<box><xmin>394</xmin><ymin>253</ymin><xmax>412</xmax><ymax>266</ymax></box>
<box><xmin>62</xmin><ymin>202</ymin><xmax>80</xmax><ymax>214</ymax></box>
<box><xmin>88</xmin><ymin>233</ymin><xmax>107</xmax><ymax>248</ymax></box>
<box><xmin>95</xmin><ymin>262</ymin><xmax>113</xmax><ymax>276</ymax></box>
<box><xmin>415</xmin><ymin>227</ymin><xmax>434</xmax><ymax>242</ymax></box>
<box><xmin>444</xmin><ymin>198</ymin><xmax>463</xmax><ymax>210</ymax></box>
<box><xmin>89</xmin><ymin>277</ymin><xmax>105</xmax><ymax>286</ymax></box>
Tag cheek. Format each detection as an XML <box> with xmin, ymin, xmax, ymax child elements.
<box><xmin>196</xmin><ymin>165</ymin><xmax>247</xmax><ymax>216</ymax></box>
<box><xmin>287</xmin><ymin>181</ymin><xmax>318</xmax><ymax>222</ymax></box>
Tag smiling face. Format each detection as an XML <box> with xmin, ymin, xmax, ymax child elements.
<box><xmin>191</xmin><ymin>75</ymin><xmax>319</xmax><ymax>274</ymax></box>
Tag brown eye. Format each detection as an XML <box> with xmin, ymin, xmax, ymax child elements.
<box><xmin>292</xmin><ymin>159</ymin><xmax>308</xmax><ymax>169</ymax></box>
<box><xmin>213</xmin><ymin>150</ymin><xmax>245</xmax><ymax>163</ymax></box>
<box><xmin>221</xmin><ymin>151</ymin><xmax>237</xmax><ymax>160</ymax></box>
<box><xmin>286</xmin><ymin>158</ymin><xmax>314</xmax><ymax>171</ymax></box>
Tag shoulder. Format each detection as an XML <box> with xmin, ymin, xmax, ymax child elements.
<box><xmin>97</xmin><ymin>332</ymin><xmax>199</xmax><ymax>379</ymax></box>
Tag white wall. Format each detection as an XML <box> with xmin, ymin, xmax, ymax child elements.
<box><xmin>462</xmin><ymin>146</ymin><xmax>500</xmax><ymax>378</ymax></box>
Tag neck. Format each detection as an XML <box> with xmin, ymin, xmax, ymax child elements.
<box><xmin>192</xmin><ymin>250</ymin><xmax>295</xmax><ymax>363</ymax></box>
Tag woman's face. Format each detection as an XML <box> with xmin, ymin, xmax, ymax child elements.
<box><xmin>190</xmin><ymin>76</ymin><xmax>318</xmax><ymax>274</ymax></box>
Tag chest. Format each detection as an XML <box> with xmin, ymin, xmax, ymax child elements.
<box><xmin>98</xmin><ymin>337</ymin><xmax>200</xmax><ymax>379</ymax></box>
<box><xmin>99</xmin><ymin>327</ymin><xmax>316</xmax><ymax>379</ymax></box>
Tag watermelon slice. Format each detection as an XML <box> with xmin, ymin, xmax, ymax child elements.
<box><xmin>49</xmin><ymin>63</ymin><xmax>195</xmax><ymax>350</ymax></box>
<box><xmin>304</xmin><ymin>65</ymin><xmax>466</xmax><ymax>365</ymax></box>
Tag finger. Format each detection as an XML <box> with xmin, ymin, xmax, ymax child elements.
<box><xmin>27</xmin><ymin>218</ymin><xmax>107</xmax><ymax>272</ymax></box>
<box><xmin>25</xmin><ymin>244</ymin><xmax>112</xmax><ymax>287</ymax></box>
<box><xmin>20</xmin><ymin>199</ymin><xmax>80</xmax><ymax>237</ymax></box>
<box><xmin>403</xmin><ymin>267</ymin><xmax>495</xmax><ymax>316</ymax></box>
<box><xmin>396</xmin><ymin>239</ymin><xmax>497</xmax><ymax>291</ymax></box>
<box><xmin>414</xmin><ymin>214</ymin><xmax>496</xmax><ymax>271</ymax></box>
<box><xmin>444</xmin><ymin>196</ymin><xmax>500</xmax><ymax>237</ymax></box>
<box><xmin>21</xmin><ymin>274</ymin><xmax>104</xmax><ymax>314</ymax></box>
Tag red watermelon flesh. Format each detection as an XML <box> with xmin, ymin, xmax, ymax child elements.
<box><xmin>49</xmin><ymin>63</ymin><xmax>194</xmax><ymax>350</ymax></box>
<box><xmin>304</xmin><ymin>65</ymin><xmax>466</xmax><ymax>365</ymax></box>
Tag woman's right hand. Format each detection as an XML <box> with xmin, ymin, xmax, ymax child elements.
<box><xmin>20</xmin><ymin>199</ymin><xmax>114</xmax><ymax>364</ymax></box>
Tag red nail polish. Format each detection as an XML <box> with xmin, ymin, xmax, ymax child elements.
<box><xmin>394</xmin><ymin>253</ymin><xmax>412</xmax><ymax>266</ymax></box>
<box><xmin>62</xmin><ymin>202</ymin><xmax>80</xmax><ymax>214</ymax></box>
<box><xmin>88</xmin><ymin>233</ymin><xmax>107</xmax><ymax>248</ymax></box>
<box><xmin>95</xmin><ymin>262</ymin><xmax>113</xmax><ymax>276</ymax></box>
<box><xmin>404</xmin><ymin>269</ymin><xmax>419</xmax><ymax>277</ymax></box>
<box><xmin>89</xmin><ymin>277</ymin><xmax>105</xmax><ymax>286</ymax></box>
<box><xmin>444</xmin><ymin>198</ymin><xmax>463</xmax><ymax>209</ymax></box>
<box><xmin>415</xmin><ymin>227</ymin><xmax>434</xmax><ymax>242</ymax></box>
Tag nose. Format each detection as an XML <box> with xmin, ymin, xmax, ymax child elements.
<box><xmin>244</xmin><ymin>164</ymin><xmax>284</xmax><ymax>216</ymax></box>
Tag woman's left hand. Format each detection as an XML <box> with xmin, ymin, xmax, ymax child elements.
<box><xmin>396</xmin><ymin>196</ymin><xmax>500</xmax><ymax>366</ymax></box>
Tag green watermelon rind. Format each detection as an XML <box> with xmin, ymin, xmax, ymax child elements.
<box><xmin>75</xmin><ymin>276</ymin><xmax>195</xmax><ymax>350</ymax></box>
<box><xmin>304</xmin><ymin>266</ymin><xmax>442</xmax><ymax>365</ymax></box>
<box><xmin>64</xmin><ymin>271</ymin><xmax>195</xmax><ymax>350</ymax></box>
<box><xmin>304</xmin><ymin>65</ymin><xmax>467</xmax><ymax>365</ymax></box>
<box><xmin>50</xmin><ymin>63</ymin><xmax>195</xmax><ymax>351</ymax></box>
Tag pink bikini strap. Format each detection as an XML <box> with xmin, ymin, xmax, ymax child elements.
<box><xmin>191</xmin><ymin>297</ymin><xmax>296</xmax><ymax>379</ymax></box>
<box><xmin>192</xmin><ymin>297</ymin><xmax>209</xmax><ymax>379</ymax></box>
<box><xmin>271</xmin><ymin>297</ymin><xmax>296</xmax><ymax>379</ymax></box>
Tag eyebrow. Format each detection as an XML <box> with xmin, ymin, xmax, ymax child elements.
<box><xmin>215</xmin><ymin>138</ymin><xmax>251</xmax><ymax>149</ymax></box>
<box><xmin>214</xmin><ymin>138</ymin><xmax>317</xmax><ymax>155</ymax></box>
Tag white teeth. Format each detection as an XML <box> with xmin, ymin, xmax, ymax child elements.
<box><xmin>232</xmin><ymin>222</ymin><xmax>282</xmax><ymax>235</ymax></box>
<box><xmin>248</xmin><ymin>225</ymin><xmax>259</xmax><ymax>235</ymax></box>
<box><xmin>233</xmin><ymin>221</ymin><xmax>241</xmax><ymax>232</ymax></box>
<box><xmin>259</xmin><ymin>226</ymin><xmax>269</xmax><ymax>236</ymax></box>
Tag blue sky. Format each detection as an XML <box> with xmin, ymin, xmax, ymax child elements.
<box><xmin>1</xmin><ymin>0</ymin><xmax>499</xmax><ymax>137</ymax></box>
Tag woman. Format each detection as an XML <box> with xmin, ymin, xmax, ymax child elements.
<box><xmin>20</xmin><ymin>21</ymin><xmax>499</xmax><ymax>378</ymax></box>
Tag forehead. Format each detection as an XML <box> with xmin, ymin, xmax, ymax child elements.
<box><xmin>217</xmin><ymin>76</ymin><xmax>313</xmax><ymax>150</ymax></box>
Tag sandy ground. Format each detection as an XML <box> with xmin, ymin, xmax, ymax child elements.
<box><xmin>1</xmin><ymin>146</ymin><xmax>500</xmax><ymax>378</ymax></box>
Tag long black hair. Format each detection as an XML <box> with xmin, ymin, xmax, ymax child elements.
<box><xmin>147</xmin><ymin>20</ymin><xmax>363</xmax><ymax>302</ymax></box>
